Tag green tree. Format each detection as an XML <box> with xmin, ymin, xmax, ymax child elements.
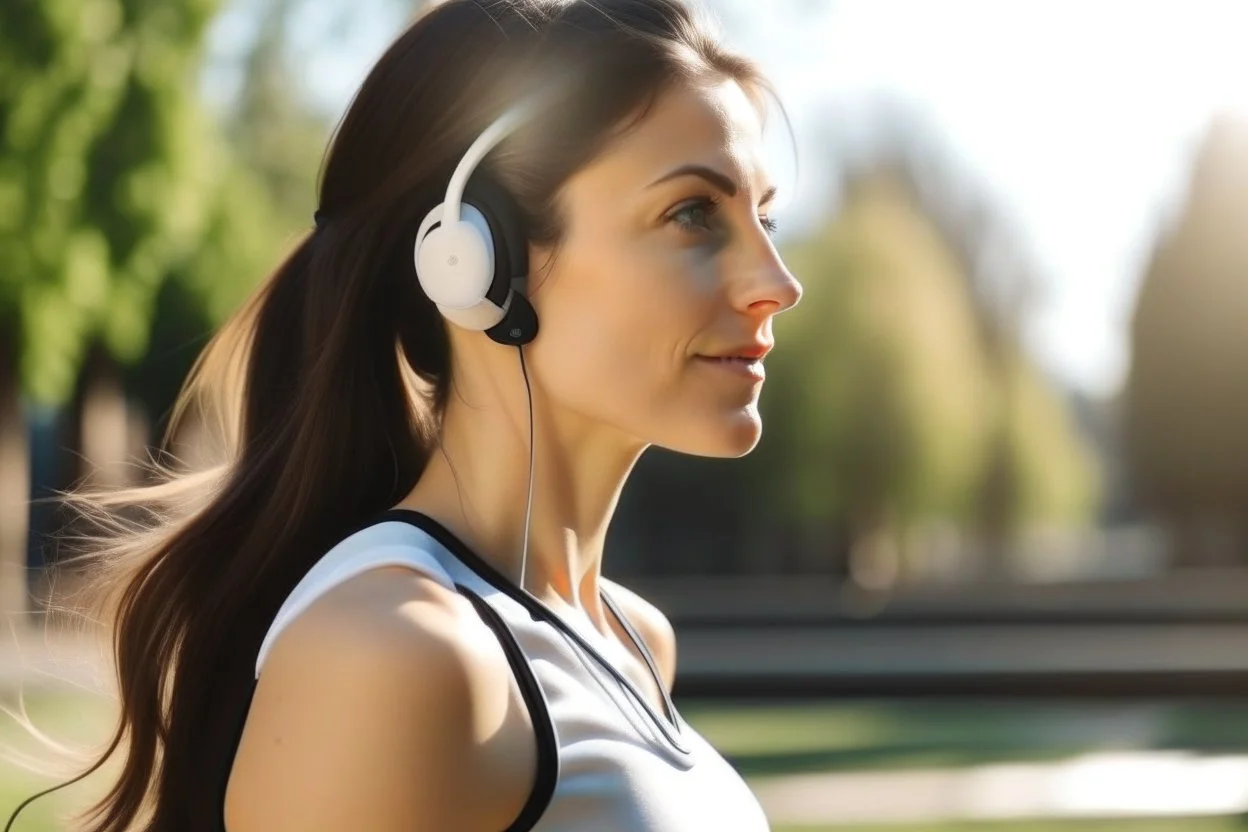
<box><xmin>746</xmin><ymin>166</ymin><xmax>1098</xmax><ymax>580</ymax></box>
<box><xmin>221</xmin><ymin>0</ymin><xmax>328</xmax><ymax>228</ymax></box>
<box><xmin>125</xmin><ymin>0</ymin><xmax>335</xmax><ymax>446</ymax></box>
<box><xmin>125</xmin><ymin>159</ymin><xmax>287</xmax><ymax>443</ymax></box>
<box><xmin>759</xmin><ymin>169</ymin><xmax>993</xmax><ymax>569</ymax></box>
<box><xmin>1</xmin><ymin>0</ymin><xmax>221</xmax><ymax>606</ymax></box>
<box><xmin>1</xmin><ymin>0</ymin><xmax>221</xmax><ymax>406</ymax></box>
<box><xmin>1125</xmin><ymin>116</ymin><xmax>1248</xmax><ymax>566</ymax></box>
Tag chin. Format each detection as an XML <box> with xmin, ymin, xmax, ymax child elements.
<box><xmin>665</xmin><ymin>406</ymin><xmax>763</xmax><ymax>459</ymax></box>
<box><xmin>718</xmin><ymin>411</ymin><xmax>764</xmax><ymax>458</ymax></box>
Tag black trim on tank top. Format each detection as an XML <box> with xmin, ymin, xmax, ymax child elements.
<box><xmin>458</xmin><ymin>586</ymin><xmax>559</xmax><ymax>832</ymax></box>
<box><xmin>218</xmin><ymin>565</ymin><xmax>558</xmax><ymax>832</ymax></box>
<box><xmin>600</xmin><ymin>587</ymin><xmax>683</xmax><ymax>729</ymax></box>
<box><xmin>377</xmin><ymin>508</ymin><xmax>692</xmax><ymax>756</ymax></box>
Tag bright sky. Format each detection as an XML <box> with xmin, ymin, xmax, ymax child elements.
<box><xmin>207</xmin><ymin>0</ymin><xmax>1248</xmax><ymax>397</ymax></box>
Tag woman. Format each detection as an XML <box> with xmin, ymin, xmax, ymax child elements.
<box><xmin>10</xmin><ymin>1</ymin><xmax>801</xmax><ymax>829</ymax></box>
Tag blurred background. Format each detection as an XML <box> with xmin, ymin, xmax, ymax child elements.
<box><xmin>5</xmin><ymin>0</ymin><xmax>1248</xmax><ymax>829</ymax></box>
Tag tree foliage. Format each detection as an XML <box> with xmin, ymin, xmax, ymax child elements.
<box><xmin>752</xmin><ymin>167</ymin><xmax>1098</xmax><ymax>564</ymax></box>
<box><xmin>762</xmin><ymin>170</ymin><xmax>993</xmax><ymax>531</ymax></box>
<box><xmin>1125</xmin><ymin>117</ymin><xmax>1248</xmax><ymax>519</ymax></box>
<box><xmin>126</xmin><ymin>0</ymin><xmax>332</xmax><ymax>431</ymax></box>
<box><xmin>0</xmin><ymin>0</ymin><xmax>222</xmax><ymax>406</ymax></box>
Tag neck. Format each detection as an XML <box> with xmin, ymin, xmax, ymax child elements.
<box><xmin>398</xmin><ymin>354</ymin><xmax>645</xmax><ymax>612</ymax></box>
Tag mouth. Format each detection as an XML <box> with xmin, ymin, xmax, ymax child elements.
<box><xmin>694</xmin><ymin>355</ymin><xmax>766</xmax><ymax>381</ymax></box>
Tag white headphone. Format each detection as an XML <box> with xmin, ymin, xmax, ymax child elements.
<box><xmin>413</xmin><ymin>98</ymin><xmax>543</xmax><ymax>589</ymax></box>
<box><xmin>413</xmin><ymin>101</ymin><xmax>540</xmax><ymax>345</ymax></box>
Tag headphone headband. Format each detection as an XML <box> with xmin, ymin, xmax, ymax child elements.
<box><xmin>413</xmin><ymin>93</ymin><xmax>550</xmax><ymax>345</ymax></box>
<box><xmin>443</xmin><ymin>99</ymin><xmax>538</xmax><ymax>226</ymax></box>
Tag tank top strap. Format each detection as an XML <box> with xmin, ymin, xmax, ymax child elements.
<box><xmin>255</xmin><ymin>519</ymin><xmax>458</xmax><ymax>678</ymax></box>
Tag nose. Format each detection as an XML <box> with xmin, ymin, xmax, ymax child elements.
<box><xmin>733</xmin><ymin>247</ymin><xmax>803</xmax><ymax>316</ymax></box>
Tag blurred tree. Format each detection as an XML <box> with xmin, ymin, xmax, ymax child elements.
<box><xmin>128</xmin><ymin>0</ymin><xmax>447</xmax><ymax>448</ymax></box>
<box><xmin>1125</xmin><ymin>115</ymin><xmax>1248</xmax><ymax>567</ymax></box>
<box><xmin>0</xmin><ymin>0</ymin><xmax>223</xmax><ymax>600</ymax></box>
<box><xmin>221</xmin><ymin>0</ymin><xmax>327</xmax><ymax>228</ymax></box>
<box><xmin>126</xmin><ymin>0</ymin><xmax>332</xmax><ymax>447</ymax></box>
<box><xmin>737</xmin><ymin>164</ymin><xmax>1097</xmax><ymax>582</ymax></box>
<box><xmin>854</xmin><ymin>108</ymin><xmax>1101</xmax><ymax>565</ymax></box>
<box><xmin>126</xmin><ymin>0</ymin><xmax>448</xmax><ymax>448</ymax></box>
<box><xmin>757</xmin><ymin>167</ymin><xmax>993</xmax><ymax>578</ymax></box>
<box><xmin>0</xmin><ymin>0</ymin><xmax>221</xmax><ymax>407</ymax></box>
<box><xmin>125</xmin><ymin>160</ymin><xmax>287</xmax><ymax>448</ymax></box>
<box><xmin>0</xmin><ymin>329</ymin><xmax>25</xmax><ymax>615</ymax></box>
<box><xmin>987</xmin><ymin>352</ymin><xmax>1100</xmax><ymax>538</ymax></box>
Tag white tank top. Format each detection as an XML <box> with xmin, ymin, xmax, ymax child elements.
<box><xmin>254</xmin><ymin>509</ymin><xmax>772</xmax><ymax>832</ymax></box>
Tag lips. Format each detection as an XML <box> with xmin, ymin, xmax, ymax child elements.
<box><xmin>701</xmin><ymin>342</ymin><xmax>773</xmax><ymax>362</ymax></box>
<box><xmin>694</xmin><ymin>354</ymin><xmax>766</xmax><ymax>381</ymax></box>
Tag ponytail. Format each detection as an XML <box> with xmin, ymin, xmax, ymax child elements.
<box><xmin>34</xmin><ymin>218</ymin><xmax>444</xmax><ymax>832</ymax></box>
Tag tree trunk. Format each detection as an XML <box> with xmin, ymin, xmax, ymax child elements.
<box><xmin>39</xmin><ymin>345</ymin><xmax>134</xmax><ymax>584</ymax></box>
<box><xmin>63</xmin><ymin>345</ymin><xmax>132</xmax><ymax>492</ymax></box>
<box><xmin>0</xmin><ymin>328</ymin><xmax>30</xmax><ymax>623</ymax></box>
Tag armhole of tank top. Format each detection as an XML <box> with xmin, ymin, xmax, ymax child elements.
<box><xmin>457</xmin><ymin>586</ymin><xmax>558</xmax><ymax>832</ymax></box>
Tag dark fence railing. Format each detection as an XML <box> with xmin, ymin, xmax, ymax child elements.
<box><xmin>638</xmin><ymin>572</ymin><xmax>1248</xmax><ymax>700</ymax></box>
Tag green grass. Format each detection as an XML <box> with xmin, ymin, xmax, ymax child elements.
<box><xmin>0</xmin><ymin>690</ymin><xmax>116</xmax><ymax>832</ymax></box>
<box><xmin>680</xmin><ymin>698</ymin><xmax>1248</xmax><ymax>778</ymax></box>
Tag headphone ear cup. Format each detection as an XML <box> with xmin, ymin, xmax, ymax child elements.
<box><xmin>414</xmin><ymin>203</ymin><xmax>504</xmax><ymax>330</ymax></box>
<box><xmin>486</xmin><ymin>290</ymin><xmax>538</xmax><ymax>346</ymax></box>
<box><xmin>413</xmin><ymin>174</ymin><xmax>536</xmax><ymax>338</ymax></box>
<box><xmin>461</xmin><ymin>176</ymin><xmax>535</xmax><ymax>346</ymax></box>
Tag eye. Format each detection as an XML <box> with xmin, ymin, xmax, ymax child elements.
<box><xmin>667</xmin><ymin>197</ymin><xmax>721</xmax><ymax>234</ymax></box>
<box><xmin>665</xmin><ymin>197</ymin><xmax>779</xmax><ymax>238</ymax></box>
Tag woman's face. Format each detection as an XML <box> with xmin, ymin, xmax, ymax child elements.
<box><xmin>527</xmin><ymin>77</ymin><xmax>802</xmax><ymax>458</ymax></box>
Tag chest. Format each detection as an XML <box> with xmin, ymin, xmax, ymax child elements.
<box><xmin>502</xmin><ymin>613</ymin><xmax>771</xmax><ymax>831</ymax></box>
<box><xmin>536</xmin><ymin>727</ymin><xmax>771</xmax><ymax>832</ymax></box>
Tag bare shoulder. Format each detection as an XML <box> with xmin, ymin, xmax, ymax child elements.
<box><xmin>225</xmin><ymin>567</ymin><xmax>528</xmax><ymax>832</ymax></box>
<box><xmin>601</xmin><ymin>577</ymin><xmax>677</xmax><ymax>691</ymax></box>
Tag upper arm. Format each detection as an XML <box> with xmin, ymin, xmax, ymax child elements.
<box><xmin>603</xmin><ymin>579</ymin><xmax>677</xmax><ymax>691</ymax></box>
<box><xmin>225</xmin><ymin>576</ymin><xmax>490</xmax><ymax>832</ymax></box>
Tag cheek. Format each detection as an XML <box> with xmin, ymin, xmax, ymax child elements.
<box><xmin>531</xmin><ymin>246</ymin><xmax>710</xmax><ymax>412</ymax></box>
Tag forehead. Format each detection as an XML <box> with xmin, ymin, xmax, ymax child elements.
<box><xmin>571</xmin><ymin>78</ymin><xmax>772</xmax><ymax>199</ymax></box>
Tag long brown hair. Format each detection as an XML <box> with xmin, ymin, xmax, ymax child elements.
<box><xmin>16</xmin><ymin>2</ymin><xmax>771</xmax><ymax>830</ymax></box>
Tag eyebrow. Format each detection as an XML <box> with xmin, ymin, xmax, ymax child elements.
<box><xmin>647</xmin><ymin>163</ymin><xmax>778</xmax><ymax>206</ymax></box>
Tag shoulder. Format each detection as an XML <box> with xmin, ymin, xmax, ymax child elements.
<box><xmin>226</xmin><ymin>567</ymin><xmax>521</xmax><ymax>831</ymax></box>
<box><xmin>602</xmin><ymin>577</ymin><xmax>678</xmax><ymax>691</ymax></box>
